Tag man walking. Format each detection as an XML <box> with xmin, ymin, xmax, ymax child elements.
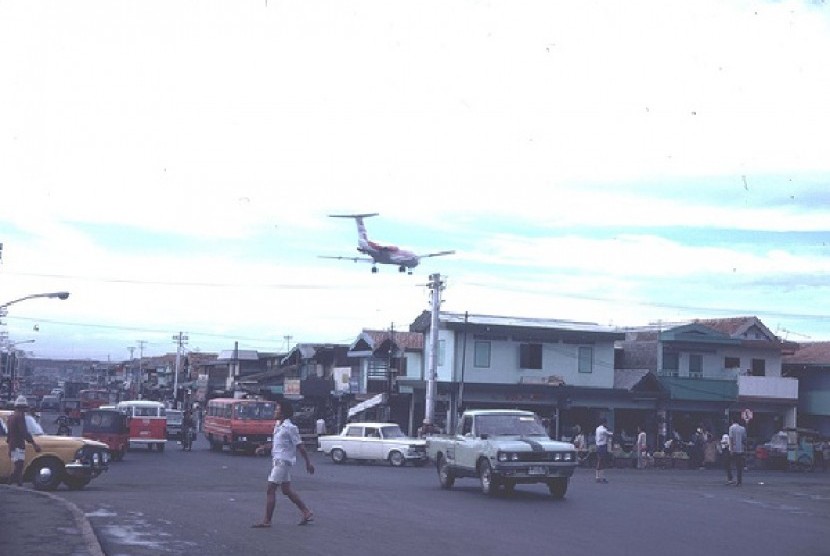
<box><xmin>7</xmin><ymin>395</ymin><xmax>42</xmax><ymax>486</ymax></box>
<box><xmin>253</xmin><ymin>401</ymin><xmax>315</xmax><ymax>527</ymax></box>
<box><xmin>595</xmin><ymin>417</ymin><xmax>613</xmax><ymax>483</ymax></box>
<box><xmin>728</xmin><ymin>416</ymin><xmax>747</xmax><ymax>486</ymax></box>
<box><xmin>721</xmin><ymin>432</ymin><xmax>734</xmax><ymax>484</ymax></box>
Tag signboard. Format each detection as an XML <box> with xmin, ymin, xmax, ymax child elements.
<box><xmin>332</xmin><ymin>367</ymin><xmax>352</xmax><ymax>393</ymax></box>
<box><xmin>284</xmin><ymin>379</ymin><xmax>301</xmax><ymax>397</ymax></box>
<box><xmin>741</xmin><ymin>408</ymin><xmax>753</xmax><ymax>422</ymax></box>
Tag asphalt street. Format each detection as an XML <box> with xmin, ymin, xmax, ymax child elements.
<box><xmin>36</xmin><ymin>433</ymin><xmax>828</xmax><ymax>556</ymax></box>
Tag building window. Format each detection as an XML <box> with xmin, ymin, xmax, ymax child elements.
<box><xmin>663</xmin><ymin>352</ymin><xmax>679</xmax><ymax>376</ymax></box>
<box><xmin>689</xmin><ymin>354</ymin><xmax>703</xmax><ymax>378</ymax></box>
<box><xmin>724</xmin><ymin>357</ymin><xmax>740</xmax><ymax>369</ymax></box>
<box><xmin>751</xmin><ymin>358</ymin><xmax>766</xmax><ymax>377</ymax></box>
<box><xmin>519</xmin><ymin>343</ymin><xmax>542</xmax><ymax>370</ymax></box>
<box><xmin>578</xmin><ymin>346</ymin><xmax>593</xmax><ymax>373</ymax></box>
<box><xmin>438</xmin><ymin>340</ymin><xmax>446</xmax><ymax>366</ymax></box>
<box><xmin>474</xmin><ymin>341</ymin><xmax>491</xmax><ymax>368</ymax></box>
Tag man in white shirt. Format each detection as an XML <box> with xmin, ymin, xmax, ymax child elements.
<box><xmin>595</xmin><ymin>417</ymin><xmax>613</xmax><ymax>483</ymax></box>
<box><xmin>253</xmin><ymin>402</ymin><xmax>315</xmax><ymax>527</ymax></box>
<box><xmin>25</xmin><ymin>408</ymin><xmax>45</xmax><ymax>436</ymax></box>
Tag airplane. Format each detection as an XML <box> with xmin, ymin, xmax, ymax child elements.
<box><xmin>320</xmin><ymin>213</ymin><xmax>455</xmax><ymax>274</ymax></box>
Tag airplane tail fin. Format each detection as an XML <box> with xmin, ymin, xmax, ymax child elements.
<box><xmin>328</xmin><ymin>213</ymin><xmax>379</xmax><ymax>251</ymax></box>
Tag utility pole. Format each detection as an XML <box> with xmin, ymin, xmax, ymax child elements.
<box><xmin>424</xmin><ymin>273</ymin><xmax>445</xmax><ymax>428</ymax></box>
<box><xmin>137</xmin><ymin>340</ymin><xmax>146</xmax><ymax>399</ymax></box>
<box><xmin>172</xmin><ymin>332</ymin><xmax>189</xmax><ymax>408</ymax></box>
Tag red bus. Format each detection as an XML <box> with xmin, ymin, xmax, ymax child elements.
<box><xmin>80</xmin><ymin>389</ymin><xmax>111</xmax><ymax>415</ymax></box>
<box><xmin>203</xmin><ymin>398</ymin><xmax>277</xmax><ymax>454</ymax></box>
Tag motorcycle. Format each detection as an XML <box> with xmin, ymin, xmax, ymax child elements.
<box><xmin>55</xmin><ymin>415</ymin><xmax>73</xmax><ymax>436</ymax></box>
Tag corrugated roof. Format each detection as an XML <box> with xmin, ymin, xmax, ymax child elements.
<box><xmin>439</xmin><ymin>312</ymin><xmax>622</xmax><ymax>334</ymax></box>
<box><xmin>359</xmin><ymin>329</ymin><xmax>424</xmax><ymax>350</ymax></box>
<box><xmin>783</xmin><ymin>342</ymin><xmax>830</xmax><ymax>366</ymax></box>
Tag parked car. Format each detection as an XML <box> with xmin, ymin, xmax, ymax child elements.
<box><xmin>318</xmin><ymin>422</ymin><xmax>428</xmax><ymax>467</ymax></box>
<box><xmin>0</xmin><ymin>409</ymin><xmax>111</xmax><ymax>490</ymax></box>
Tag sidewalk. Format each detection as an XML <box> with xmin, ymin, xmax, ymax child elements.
<box><xmin>0</xmin><ymin>485</ymin><xmax>104</xmax><ymax>556</ymax></box>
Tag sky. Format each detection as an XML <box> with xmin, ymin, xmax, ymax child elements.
<box><xmin>1</xmin><ymin>0</ymin><xmax>829</xmax><ymax>361</ymax></box>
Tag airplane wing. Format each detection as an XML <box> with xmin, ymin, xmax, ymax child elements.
<box><xmin>318</xmin><ymin>256</ymin><xmax>375</xmax><ymax>263</ymax></box>
<box><xmin>418</xmin><ymin>250</ymin><xmax>455</xmax><ymax>259</ymax></box>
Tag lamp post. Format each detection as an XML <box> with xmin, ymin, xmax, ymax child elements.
<box><xmin>0</xmin><ymin>291</ymin><xmax>70</xmax><ymax>310</ymax></box>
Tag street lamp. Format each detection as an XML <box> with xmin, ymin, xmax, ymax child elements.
<box><xmin>0</xmin><ymin>291</ymin><xmax>70</xmax><ymax>310</ymax></box>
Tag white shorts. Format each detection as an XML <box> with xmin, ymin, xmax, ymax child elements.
<box><xmin>267</xmin><ymin>459</ymin><xmax>293</xmax><ymax>484</ymax></box>
<box><xmin>10</xmin><ymin>448</ymin><xmax>26</xmax><ymax>462</ymax></box>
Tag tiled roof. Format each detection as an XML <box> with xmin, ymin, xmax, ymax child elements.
<box><xmin>783</xmin><ymin>342</ymin><xmax>830</xmax><ymax>366</ymax></box>
<box><xmin>693</xmin><ymin>317</ymin><xmax>757</xmax><ymax>336</ymax></box>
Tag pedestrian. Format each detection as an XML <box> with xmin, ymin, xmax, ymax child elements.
<box><xmin>728</xmin><ymin>416</ymin><xmax>747</xmax><ymax>486</ymax></box>
<box><xmin>7</xmin><ymin>395</ymin><xmax>42</xmax><ymax>486</ymax></box>
<box><xmin>252</xmin><ymin>401</ymin><xmax>315</xmax><ymax>528</ymax></box>
<box><xmin>636</xmin><ymin>425</ymin><xmax>648</xmax><ymax>469</ymax></box>
<box><xmin>595</xmin><ymin>417</ymin><xmax>613</xmax><ymax>483</ymax></box>
<box><xmin>25</xmin><ymin>406</ymin><xmax>44</xmax><ymax>436</ymax></box>
<box><xmin>720</xmin><ymin>432</ymin><xmax>734</xmax><ymax>484</ymax></box>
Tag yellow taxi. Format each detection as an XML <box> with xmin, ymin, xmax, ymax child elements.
<box><xmin>0</xmin><ymin>409</ymin><xmax>110</xmax><ymax>490</ymax></box>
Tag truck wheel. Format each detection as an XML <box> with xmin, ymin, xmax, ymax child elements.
<box><xmin>479</xmin><ymin>459</ymin><xmax>499</xmax><ymax>496</ymax></box>
<box><xmin>388</xmin><ymin>451</ymin><xmax>405</xmax><ymax>467</ymax></box>
<box><xmin>547</xmin><ymin>478</ymin><xmax>568</xmax><ymax>499</ymax></box>
<box><xmin>797</xmin><ymin>454</ymin><xmax>814</xmax><ymax>472</ymax></box>
<box><xmin>157</xmin><ymin>443</ymin><xmax>165</xmax><ymax>453</ymax></box>
<box><xmin>331</xmin><ymin>448</ymin><xmax>346</xmax><ymax>464</ymax></box>
<box><xmin>437</xmin><ymin>455</ymin><xmax>455</xmax><ymax>489</ymax></box>
<box><xmin>31</xmin><ymin>459</ymin><xmax>64</xmax><ymax>491</ymax></box>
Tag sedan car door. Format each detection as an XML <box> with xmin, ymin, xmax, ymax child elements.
<box><xmin>361</xmin><ymin>426</ymin><xmax>385</xmax><ymax>460</ymax></box>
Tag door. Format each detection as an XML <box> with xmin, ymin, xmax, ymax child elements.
<box><xmin>361</xmin><ymin>426</ymin><xmax>385</xmax><ymax>460</ymax></box>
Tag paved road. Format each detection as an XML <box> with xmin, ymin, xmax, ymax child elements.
<box><xmin>45</xmin><ymin>430</ymin><xmax>829</xmax><ymax>556</ymax></box>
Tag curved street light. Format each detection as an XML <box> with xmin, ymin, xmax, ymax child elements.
<box><xmin>0</xmin><ymin>291</ymin><xmax>70</xmax><ymax>309</ymax></box>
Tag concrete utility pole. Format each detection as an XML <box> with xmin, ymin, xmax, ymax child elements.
<box><xmin>137</xmin><ymin>340</ymin><xmax>146</xmax><ymax>398</ymax></box>
<box><xmin>172</xmin><ymin>332</ymin><xmax>189</xmax><ymax>407</ymax></box>
<box><xmin>424</xmin><ymin>273</ymin><xmax>445</xmax><ymax>427</ymax></box>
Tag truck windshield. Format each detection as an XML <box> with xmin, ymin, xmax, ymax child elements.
<box><xmin>475</xmin><ymin>414</ymin><xmax>547</xmax><ymax>437</ymax></box>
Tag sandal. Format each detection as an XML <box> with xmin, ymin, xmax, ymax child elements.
<box><xmin>251</xmin><ymin>523</ymin><xmax>271</xmax><ymax>528</ymax></box>
<box><xmin>298</xmin><ymin>513</ymin><xmax>314</xmax><ymax>526</ymax></box>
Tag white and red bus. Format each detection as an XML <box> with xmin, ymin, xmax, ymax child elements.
<box><xmin>116</xmin><ymin>400</ymin><xmax>167</xmax><ymax>452</ymax></box>
<box><xmin>203</xmin><ymin>398</ymin><xmax>277</xmax><ymax>454</ymax></box>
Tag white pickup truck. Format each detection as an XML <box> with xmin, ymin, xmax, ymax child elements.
<box><xmin>425</xmin><ymin>409</ymin><xmax>577</xmax><ymax>498</ymax></box>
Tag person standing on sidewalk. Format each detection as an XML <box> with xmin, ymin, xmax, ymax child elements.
<box><xmin>7</xmin><ymin>396</ymin><xmax>42</xmax><ymax>486</ymax></box>
<box><xmin>595</xmin><ymin>418</ymin><xmax>613</xmax><ymax>483</ymax></box>
<box><xmin>252</xmin><ymin>401</ymin><xmax>315</xmax><ymax>528</ymax></box>
<box><xmin>728</xmin><ymin>416</ymin><xmax>747</xmax><ymax>486</ymax></box>
<box><xmin>720</xmin><ymin>432</ymin><xmax>734</xmax><ymax>484</ymax></box>
<box><xmin>636</xmin><ymin>425</ymin><xmax>648</xmax><ymax>469</ymax></box>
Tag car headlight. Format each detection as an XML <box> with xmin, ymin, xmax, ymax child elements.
<box><xmin>238</xmin><ymin>436</ymin><xmax>247</xmax><ymax>442</ymax></box>
<box><xmin>102</xmin><ymin>451</ymin><xmax>110</xmax><ymax>464</ymax></box>
<box><xmin>497</xmin><ymin>452</ymin><xmax>520</xmax><ymax>462</ymax></box>
<box><xmin>93</xmin><ymin>452</ymin><xmax>100</xmax><ymax>464</ymax></box>
<box><xmin>564</xmin><ymin>452</ymin><xmax>573</xmax><ymax>461</ymax></box>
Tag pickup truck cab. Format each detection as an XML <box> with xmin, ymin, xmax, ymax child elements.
<box><xmin>426</xmin><ymin>409</ymin><xmax>576</xmax><ymax>498</ymax></box>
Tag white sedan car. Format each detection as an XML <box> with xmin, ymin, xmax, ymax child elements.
<box><xmin>318</xmin><ymin>422</ymin><xmax>428</xmax><ymax>467</ymax></box>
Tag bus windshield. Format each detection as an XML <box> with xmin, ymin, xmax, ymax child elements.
<box><xmin>234</xmin><ymin>402</ymin><xmax>276</xmax><ymax>420</ymax></box>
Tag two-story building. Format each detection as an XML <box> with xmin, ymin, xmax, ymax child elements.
<box><xmin>618</xmin><ymin>317</ymin><xmax>799</xmax><ymax>444</ymax></box>
<box><xmin>783</xmin><ymin>341</ymin><xmax>830</xmax><ymax>437</ymax></box>
<box><xmin>403</xmin><ymin>311</ymin><xmax>627</xmax><ymax>439</ymax></box>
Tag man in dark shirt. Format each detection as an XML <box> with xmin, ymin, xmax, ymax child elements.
<box><xmin>7</xmin><ymin>395</ymin><xmax>42</xmax><ymax>486</ymax></box>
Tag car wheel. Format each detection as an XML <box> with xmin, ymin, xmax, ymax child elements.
<box><xmin>437</xmin><ymin>455</ymin><xmax>455</xmax><ymax>489</ymax></box>
<box><xmin>331</xmin><ymin>448</ymin><xmax>346</xmax><ymax>464</ymax></box>
<box><xmin>388</xmin><ymin>451</ymin><xmax>405</xmax><ymax>467</ymax></box>
<box><xmin>157</xmin><ymin>443</ymin><xmax>165</xmax><ymax>453</ymax></box>
<box><xmin>63</xmin><ymin>476</ymin><xmax>91</xmax><ymax>490</ymax></box>
<box><xmin>31</xmin><ymin>459</ymin><xmax>64</xmax><ymax>491</ymax></box>
<box><xmin>479</xmin><ymin>459</ymin><xmax>499</xmax><ymax>496</ymax></box>
<box><xmin>209</xmin><ymin>436</ymin><xmax>223</xmax><ymax>451</ymax></box>
<box><xmin>547</xmin><ymin>478</ymin><xmax>568</xmax><ymax>499</ymax></box>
